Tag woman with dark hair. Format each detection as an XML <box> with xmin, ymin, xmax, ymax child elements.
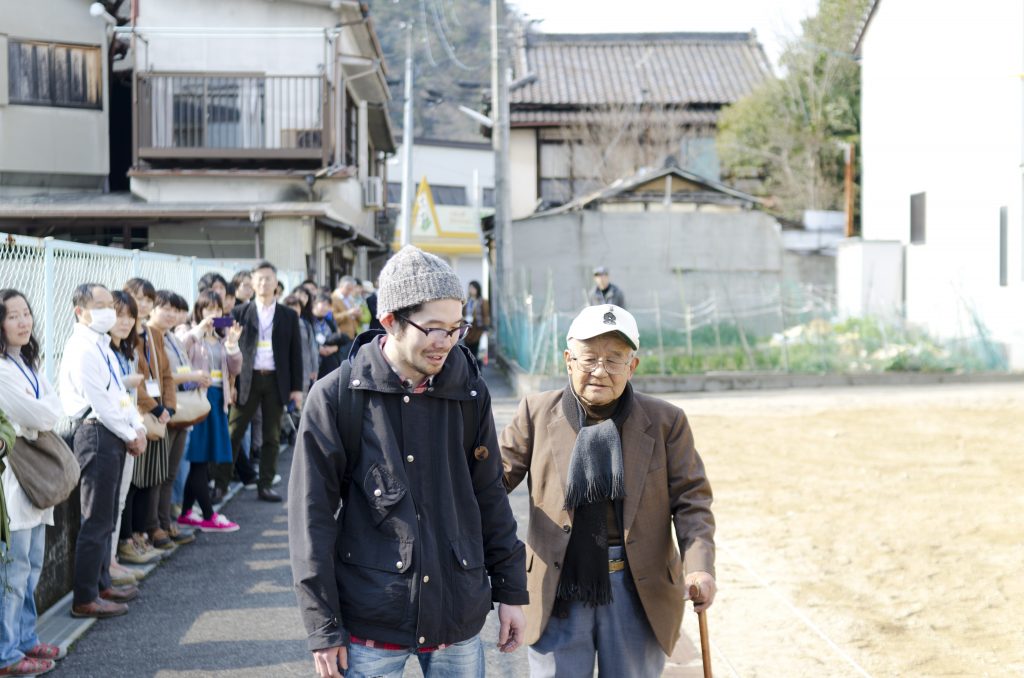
<box><xmin>107</xmin><ymin>292</ymin><xmax>161</xmax><ymax>571</ymax></box>
<box><xmin>176</xmin><ymin>291</ymin><xmax>242</xmax><ymax>532</ymax></box>
<box><xmin>0</xmin><ymin>289</ymin><xmax>67</xmax><ymax>674</ymax></box>
<box><xmin>288</xmin><ymin>288</ymin><xmax>319</xmax><ymax>391</ymax></box>
<box><xmin>463</xmin><ymin>280</ymin><xmax>490</xmax><ymax>366</ymax></box>
<box><xmin>123</xmin><ymin>279</ymin><xmax>177</xmax><ymax>554</ymax></box>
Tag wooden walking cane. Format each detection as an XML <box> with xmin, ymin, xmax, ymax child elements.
<box><xmin>689</xmin><ymin>584</ymin><xmax>713</xmax><ymax>678</ymax></box>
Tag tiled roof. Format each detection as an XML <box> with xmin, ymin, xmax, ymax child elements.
<box><xmin>510</xmin><ymin>31</ymin><xmax>772</xmax><ymax>109</ymax></box>
<box><xmin>510</xmin><ymin>108</ymin><xmax>719</xmax><ymax>126</ymax></box>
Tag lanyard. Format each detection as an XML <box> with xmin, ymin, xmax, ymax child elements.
<box><xmin>315</xmin><ymin>318</ymin><xmax>329</xmax><ymax>334</ymax></box>
<box><xmin>10</xmin><ymin>355</ymin><xmax>40</xmax><ymax>399</ymax></box>
<box><xmin>141</xmin><ymin>329</ymin><xmax>151</xmax><ymax>368</ymax></box>
<box><xmin>167</xmin><ymin>333</ymin><xmax>186</xmax><ymax>367</ymax></box>
<box><xmin>113</xmin><ymin>350</ymin><xmax>130</xmax><ymax>377</ymax></box>
<box><xmin>96</xmin><ymin>342</ymin><xmax>122</xmax><ymax>390</ymax></box>
<box><xmin>259</xmin><ymin>307</ymin><xmax>273</xmax><ymax>341</ymax></box>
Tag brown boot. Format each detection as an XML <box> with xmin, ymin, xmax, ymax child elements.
<box><xmin>99</xmin><ymin>584</ymin><xmax>139</xmax><ymax>603</ymax></box>
<box><xmin>71</xmin><ymin>598</ymin><xmax>128</xmax><ymax>618</ymax></box>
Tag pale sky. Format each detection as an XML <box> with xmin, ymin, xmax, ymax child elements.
<box><xmin>508</xmin><ymin>0</ymin><xmax>820</xmax><ymax>69</ymax></box>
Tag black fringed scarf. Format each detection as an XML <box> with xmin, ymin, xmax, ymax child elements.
<box><xmin>554</xmin><ymin>383</ymin><xmax>633</xmax><ymax>612</ymax></box>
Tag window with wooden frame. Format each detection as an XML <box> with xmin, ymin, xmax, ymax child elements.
<box><xmin>7</xmin><ymin>39</ymin><xmax>102</xmax><ymax>109</ymax></box>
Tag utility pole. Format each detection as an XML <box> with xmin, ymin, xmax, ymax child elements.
<box><xmin>491</xmin><ymin>0</ymin><xmax>512</xmax><ymax>323</ymax></box>
<box><xmin>844</xmin><ymin>141</ymin><xmax>855</xmax><ymax>238</ymax></box>
<box><xmin>399</xmin><ymin>21</ymin><xmax>415</xmax><ymax>248</ymax></box>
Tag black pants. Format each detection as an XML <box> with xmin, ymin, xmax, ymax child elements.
<box><xmin>223</xmin><ymin>373</ymin><xmax>283</xmax><ymax>491</ymax></box>
<box><xmin>73</xmin><ymin>420</ymin><xmax>127</xmax><ymax>606</ymax></box>
<box><xmin>183</xmin><ymin>462</ymin><xmax>214</xmax><ymax>519</ymax></box>
<box><xmin>118</xmin><ymin>483</ymin><xmax>153</xmax><ymax>539</ymax></box>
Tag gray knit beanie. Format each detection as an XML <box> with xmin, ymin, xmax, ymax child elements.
<box><xmin>377</xmin><ymin>245</ymin><xmax>465</xmax><ymax>315</ymax></box>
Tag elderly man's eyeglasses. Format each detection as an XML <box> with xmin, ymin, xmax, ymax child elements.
<box><xmin>398</xmin><ymin>315</ymin><xmax>472</xmax><ymax>341</ymax></box>
<box><xmin>568</xmin><ymin>352</ymin><xmax>632</xmax><ymax>375</ymax></box>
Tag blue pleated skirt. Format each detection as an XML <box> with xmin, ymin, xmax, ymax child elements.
<box><xmin>185</xmin><ymin>386</ymin><xmax>232</xmax><ymax>464</ymax></box>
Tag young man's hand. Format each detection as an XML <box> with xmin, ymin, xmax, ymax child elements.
<box><xmin>312</xmin><ymin>646</ymin><xmax>347</xmax><ymax>678</ymax></box>
<box><xmin>497</xmin><ymin>604</ymin><xmax>526</xmax><ymax>653</ymax></box>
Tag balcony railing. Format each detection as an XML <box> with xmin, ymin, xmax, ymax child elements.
<box><xmin>136</xmin><ymin>72</ymin><xmax>330</xmax><ymax>165</ymax></box>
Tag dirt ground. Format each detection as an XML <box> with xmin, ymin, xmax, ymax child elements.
<box><xmin>652</xmin><ymin>381</ymin><xmax>1024</xmax><ymax>677</ymax></box>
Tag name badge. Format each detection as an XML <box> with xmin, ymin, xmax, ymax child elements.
<box><xmin>257</xmin><ymin>340</ymin><xmax>272</xmax><ymax>350</ymax></box>
<box><xmin>176</xmin><ymin>365</ymin><xmax>192</xmax><ymax>375</ymax></box>
<box><xmin>210</xmin><ymin>369</ymin><xmax>223</xmax><ymax>382</ymax></box>
<box><xmin>316</xmin><ymin>333</ymin><xmax>326</xmax><ymax>345</ymax></box>
<box><xmin>119</xmin><ymin>395</ymin><xmax>133</xmax><ymax>410</ymax></box>
<box><xmin>145</xmin><ymin>379</ymin><xmax>161</xmax><ymax>398</ymax></box>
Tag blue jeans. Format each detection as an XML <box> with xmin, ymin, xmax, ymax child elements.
<box><xmin>344</xmin><ymin>635</ymin><xmax>484</xmax><ymax>678</ymax></box>
<box><xmin>528</xmin><ymin>545</ymin><xmax>665</xmax><ymax>678</ymax></box>
<box><xmin>0</xmin><ymin>524</ymin><xmax>46</xmax><ymax>667</ymax></box>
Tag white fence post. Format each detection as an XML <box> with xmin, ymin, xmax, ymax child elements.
<box><xmin>43</xmin><ymin>237</ymin><xmax>56</xmax><ymax>383</ymax></box>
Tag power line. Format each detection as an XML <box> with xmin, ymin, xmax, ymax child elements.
<box><xmin>428</xmin><ymin>0</ymin><xmax>474</xmax><ymax>71</ymax></box>
<box><xmin>418</xmin><ymin>0</ymin><xmax>439</xmax><ymax>67</ymax></box>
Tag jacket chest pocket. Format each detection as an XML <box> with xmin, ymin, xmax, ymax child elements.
<box><xmin>361</xmin><ymin>463</ymin><xmax>407</xmax><ymax>526</ymax></box>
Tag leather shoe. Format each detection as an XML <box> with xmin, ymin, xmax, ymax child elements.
<box><xmin>257</xmin><ymin>487</ymin><xmax>282</xmax><ymax>502</ymax></box>
<box><xmin>71</xmin><ymin>598</ymin><xmax>128</xmax><ymax>618</ymax></box>
<box><xmin>100</xmin><ymin>584</ymin><xmax>139</xmax><ymax>603</ymax></box>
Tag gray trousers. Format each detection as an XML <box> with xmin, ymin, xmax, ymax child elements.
<box><xmin>528</xmin><ymin>546</ymin><xmax>666</xmax><ymax>678</ymax></box>
<box><xmin>73</xmin><ymin>421</ymin><xmax>127</xmax><ymax>606</ymax></box>
<box><xmin>150</xmin><ymin>426</ymin><xmax>188</xmax><ymax>531</ymax></box>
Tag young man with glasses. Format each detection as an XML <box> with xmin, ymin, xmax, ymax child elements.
<box><xmin>288</xmin><ymin>245</ymin><xmax>528</xmax><ymax>678</ymax></box>
<box><xmin>499</xmin><ymin>304</ymin><xmax>717</xmax><ymax>678</ymax></box>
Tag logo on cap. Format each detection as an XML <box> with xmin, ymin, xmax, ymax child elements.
<box><xmin>603</xmin><ymin>308</ymin><xmax>617</xmax><ymax>325</ymax></box>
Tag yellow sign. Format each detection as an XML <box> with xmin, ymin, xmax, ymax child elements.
<box><xmin>411</xmin><ymin>177</ymin><xmax>442</xmax><ymax>237</ymax></box>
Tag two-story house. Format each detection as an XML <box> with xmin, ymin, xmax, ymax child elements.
<box><xmin>506</xmin><ymin>29</ymin><xmax>772</xmax><ymax>218</ymax></box>
<box><xmin>1</xmin><ymin>0</ymin><xmax>394</xmax><ymax>285</ymax></box>
<box><xmin>840</xmin><ymin>0</ymin><xmax>1024</xmax><ymax>367</ymax></box>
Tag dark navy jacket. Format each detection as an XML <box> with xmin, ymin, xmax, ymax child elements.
<box><xmin>288</xmin><ymin>331</ymin><xmax>528</xmax><ymax>651</ymax></box>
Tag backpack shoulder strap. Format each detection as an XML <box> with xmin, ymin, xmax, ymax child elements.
<box><xmin>336</xmin><ymin>361</ymin><xmax>364</xmax><ymax>495</ymax></box>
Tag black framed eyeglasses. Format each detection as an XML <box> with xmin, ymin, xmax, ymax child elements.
<box><xmin>568</xmin><ymin>351</ymin><xmax>632</xmax><ymax>375</ymax></box>
<box><xmin>398</xmin><ymin>315</ymin><xmax>472</xmax><ymax>341</ymax></box>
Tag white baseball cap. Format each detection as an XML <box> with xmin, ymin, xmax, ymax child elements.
<box><xmin>566</xmin><ymin>304</ymin><xmax>639</xmax><ymax>351</ymax></box>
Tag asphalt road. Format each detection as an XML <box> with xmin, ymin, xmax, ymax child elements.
<box><xmin>58</xmin><ymin>366</ymin><xmax>532</xmax><ymax>677</ymax></box>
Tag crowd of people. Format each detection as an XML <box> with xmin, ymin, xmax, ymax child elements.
<box><xmin>0</xmin><ymin>257</ymin><xmax>489</xmax><ymax>677</ymax></box>
<box><xmin>1</xmin><ymin>245</ymin><xmax>715</xmax><ymax>678</ymax></box>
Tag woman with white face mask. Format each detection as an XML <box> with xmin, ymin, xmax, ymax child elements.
<box><xmin>0</xmin><ymin>289</ymin><xmax>66</xmax><ymax>675</ymax></box>
<box><xmin>58</xmin><ymin>283</ymin><xmax>147</xmax><ymax>620</ymax></box>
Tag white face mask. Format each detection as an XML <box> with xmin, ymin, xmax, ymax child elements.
<box><xmin>88</xmin><ymin>308</ymin><xmax>117</xmax><ymax>334</ymax></box>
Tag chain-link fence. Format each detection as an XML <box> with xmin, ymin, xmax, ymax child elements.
<box><xmin>0</xmin><ymin>233</ymin><xmax>305</xmax><ymax>382</ymax></box>
<box><xmin>495</xmin><ymin>276</ymin><xmax>1008</xmax><ymax>377</ymax></box>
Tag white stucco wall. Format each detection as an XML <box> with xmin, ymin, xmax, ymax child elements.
<box><xmin>510</xmin><ymin>128</ymin><xmax>537</xmax><ymax>219</ymax></box>
<box><xmin>858</xmin><ymin>0</ymin><xmax>1024</xmax><ymax>366</ymax></box>
<box><xmin>136</xmin><ymin>0</ymin><xmax>336</xmax><ymax>74</ymax></box>
<box><xmin>0</xmin><ymin>0</ymin><xmax>110</xmax><ymax>185</ymax></box>
<box><xmin>389</xmin><ymin>142</ymin><xmax>494</xmax><ymax>198</ymax></box>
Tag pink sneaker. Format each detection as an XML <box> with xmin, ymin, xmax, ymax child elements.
<box><xmin>198</xmin><ymin>513</ymin><xmax>239</xmax><ymax>533</ymax></box>
<box><xmin>177</xmin><ymin>510</ymin><xmax>204</xmax><ymax>528</ymax></box>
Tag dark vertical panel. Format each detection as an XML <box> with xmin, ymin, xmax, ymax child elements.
<box><xmin>999</xmin><ymin>206</ymin><xmax>1008</xmax><ymax>287</ymax></box>
<box><xmin>910</xmin><ymin>192</ymin><xmax>926</xmax><ymax>244</ymax></box>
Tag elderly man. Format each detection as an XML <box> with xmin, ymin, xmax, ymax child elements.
<box><xmin>588</xmin><ymin>266</ymin><xmax>626</xmax><ymax>309</ymax></box>
<box><xmin>500</xmin><ymin>304</ymin><xmax>716</xmax><ymax>677</ymax></box>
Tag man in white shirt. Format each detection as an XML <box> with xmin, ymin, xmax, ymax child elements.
<box><xmin>59</xmin><ymin>283</ymin><xmax>147</xmax><ymax>619</ymax></box>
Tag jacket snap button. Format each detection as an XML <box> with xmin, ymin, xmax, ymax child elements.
<box><xmin>418</xmin><ymin>637</ymin><xmax>426</xmax><ymax>644</ymax></box>
<box><xmin>462</xmin><ymin>558</ymin><xmax>468</xmax><ymax>566</ymax></box>
<box><xmin>469</xmin><ymin>390</ymin><xmax>477</xmax><ymax>397</ymax></box>
<box><xmin>396</xmin><ymin>561</ymin><xmax>404</xmax><ymax>569</ymax></box>
<box><xmin>562</xmin><ymin>525</ymin><xmax>570</xmax><ymax>533</ymax></box>
<box><xmin>373</xmin><ymin>488</ymin><xmax>382</xmax><ymax>497</ymax></box>
<box><xmin>352</xmin><ymin>379</ymin><xmax>360</xmax><ymax>386</ymax></box>
<box><xmin>423</xmin><ymin>575</ymin><xmax>430</xmax><ymax>583</ymax></box>
<box><xmin>403</xmin><ymin>395</ymin><xmax>410</xmax><ymax>403</ymax></box>
<box><xmin>346</xmin><ymin>552</ymin><xmax>351</xmax><ymax>558</ymax></box>
<box><xmin>406</xmin><ymin>454</ymin><xmax>414</xmax><ymax>462</ymax></box>
<box><xmin>554</xmin><ymin>561</ymin><xmax>560</xmax><ymax>569</ymax></box>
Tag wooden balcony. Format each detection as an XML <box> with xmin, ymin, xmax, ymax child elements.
<box><xmin>135</xmin><ymin>72</ymin><xmax>331</xmax><ymax>166</ymax></box>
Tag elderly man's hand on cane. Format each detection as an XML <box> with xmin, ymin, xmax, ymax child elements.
<box><xmin>685</xmin><ymin>571</ymin><xmax>716</xmax><ymax>612</ymax></box>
